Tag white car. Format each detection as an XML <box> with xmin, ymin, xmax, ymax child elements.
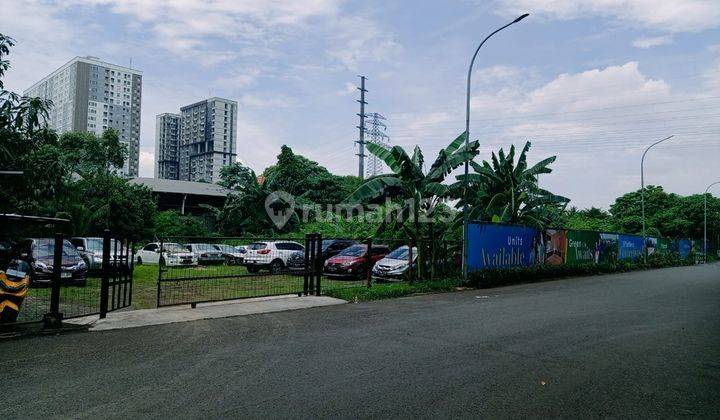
<box><xmin>243</xmin><ymin>241</ymin><xmax>305</xmax><ymax>274</ymax></box>
<box><xmin>136</xmin><ymin>242</ymin><xmax>197</xmax><ymax>266</ymax></box>
<box><xmin>371</xmin><ymin>245</ymin><xmax>418</xmax><ymax>282</ymax></box>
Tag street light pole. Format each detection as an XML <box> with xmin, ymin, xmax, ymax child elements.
<box><xmin>640</xmin><ymin>135</ymin><xmax>673</xmax><ymax>262</ymax></box>
<box><xmin>704</xmin><ymin>181</ymin><xmax>720</xmax><ymax>263</ymax></box>
<box><xmin>462</xmin><ymin>13</ymin><xmax>529</xmax><ymax>282</ymax></box>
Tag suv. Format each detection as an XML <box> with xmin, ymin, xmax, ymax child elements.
<box><xmin>135</xmin><ymin>242</ymin><xmax>197</xmax><ymax>266</ymax></box>
<box><xmin>8</xmin><ymin>238</ymin><xmax>88</xmax><ymax>286</ymax></box>
<box><xmin>70</xmin><ymin>237</ymin><xmax>121</xmax><ymax>272</ymax></box>
<box><xmin>185</xmin><ymin>243</ymin><xmax>225</xmax><ymax>265</ymax></box>
<box><xmin>286</xmin><ymin>239</ymin><xmax>356</xmax><ymax>274</ymax></box>
<box><xmin>324</xmin><ymin>244</ymin><xmax>390</xmax><ymax>279</ymax></box>
<box><xmin>243</xmin><ymin>241</ymin><xmax>305</xmax><ymax>274</ymax></box>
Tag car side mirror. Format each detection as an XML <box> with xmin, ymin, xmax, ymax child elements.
<box><xmin>156</xmin><ymin>249</ymin><xmax>161</xmax><ymax>253</ymax></box>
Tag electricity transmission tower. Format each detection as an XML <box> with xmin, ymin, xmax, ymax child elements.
<box><xmin>355</xmin><ymin>76</ymin><xmax>367</xmax><ymax>179</ymax></box>
<box><xmin>364</xmin><ymin>113</ymin><xmax>390</xmax><ymax>178</ymax></box>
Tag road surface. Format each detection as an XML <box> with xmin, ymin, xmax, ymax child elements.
<box><xmin>3</xmin><ymin>264</ymin><xmax>719</xmax><ymax>418</ymax></box>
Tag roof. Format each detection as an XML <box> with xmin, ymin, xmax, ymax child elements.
<box><xmin>25</xmin><ymin>56</ymin><xmax>142</xmax><ymax>93</ymax></box>
<box><xmin>129</xmin><ymin>178</ymin><xmax>233</xmax><ymax>197</ymax></box>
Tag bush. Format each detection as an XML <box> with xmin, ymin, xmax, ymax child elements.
<box><xmin>325</xmin><ymin>278</ymin><xmax>462</xmax><ymax>302</ymax></box>
<box><xmin>468</xmin><ymin>255</ymin><xmax>695</xmax><ymax>289</ymax></box>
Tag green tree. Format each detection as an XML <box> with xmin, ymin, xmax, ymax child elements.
<box><xmin>345</xmin><ymin>133</ymin><xmax>479</xmax><ymax>277</ymax></box>
<box><xmin>154</xmin><ymin>210</ymin><xmax>209</xmax><ymax>238</ymax></box>
<box><xmin>455</xmin><ymin>141</ymin><xmax>569</xmax><ymax>227</ymax></box>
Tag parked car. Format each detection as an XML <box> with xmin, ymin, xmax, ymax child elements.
<box><xmin>7</xmin><ymin>238</ymin><xmax>87</xmax><ymax>286</ymax></box>
<box><xmin>185</xmin><ymin>243</ymin><xmax>225</xmax><ymax>265</ymax></box>
<box><xmin>213</xmin><ymin>243</ymin><xmax>245</xmax><ymax>264</ymax></box>
<box><xmin>324</xmin><ymin>244</ymin><xmax>390</xmax><ymax>279</ymax></box>
<box><xmin>135</xmin><ymin>242</ymin><xmax>197</xmax><ymax>266</ymax></box>
<box><xmin>371</xmin><ymin>245</ymin><xmax>418</xmax><ymax>282</ymax></box>
<box><xmin>286</xmin><ymin>239</ymin><xmax>358</xmax><ymax>275</ymax></box>
<box><xmin>243</xmin><ymin>241</ymin><xmax>305</xmax><ymax>274</ymax></box>
<box><xmin>70</xmin><ymin>237</ymin><xmax>121</xmax><ymax>272</ymax></box>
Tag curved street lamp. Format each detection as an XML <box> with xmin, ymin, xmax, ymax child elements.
<box><xmin>704</xmin><ymin>181</ymin><xmax>720</xmax><ymax>263</ymax></box>
<box><xmin>462</xmin><ymin>13</ymin><xmax>530</xmax><ymax>281</ymax></box>
<box><xmin>640</xmin><ymin>135</ymin><xmax>673</xmax><ymax>261</ymax></box>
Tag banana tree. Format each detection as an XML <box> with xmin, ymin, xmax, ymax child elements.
<box><xmin>345</xmin><ymin>133</ymin><xmax>479</xmax><ymax>278</ymax></box>
<box><xmin>454</xmin><ymin>141</ymin><xmax>569</xmax><ymax>227</ymax></box>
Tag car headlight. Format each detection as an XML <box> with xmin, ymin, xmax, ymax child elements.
<box><xmin>77</xmin><ymin>260</ymin><xmax>87</xmax><ymax>269</ymax></box>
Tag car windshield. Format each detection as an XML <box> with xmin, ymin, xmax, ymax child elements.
<box><xmin>190</xmin><ymin>244</ymin><xmax>216</xmax><ymax>251</ymax></box>
<box><xmin>338</xmin><ymin>244</ymin><xmax>366</xmax><ymax>257</ymax></box>
<box><xmin>33</xmin><ymin>240</ymin><xmax>78</xmax><ymax>258</ymax></box>
<box><xmin>163</xmin><ymin>243</ymin><xmax>187</xmax><ymax>253</ymax></box>
<box><xmin>247</xmin><ymin>243</ymin><xmax>267</xmax><ymax>250</ymax></box>
<box><xmin>214</xmin><ymin>244</ymin><xmax>234</xmax><ymax>252</ymax></box>
<box><xmin>81</xmin><ymin>238</ymin><xmax>119</xmax><ymax>252</ymax></box>
<box><xmin>387</xmin><ymin>246</ymin><xmax>416</xmax><ymax>260</ymax></box>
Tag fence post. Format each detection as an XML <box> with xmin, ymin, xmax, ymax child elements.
<box><xmin>315</xmin><ymin>234</ymin><xmax>323</xmax><ymax>296</ymax></box>
<box><xmin>303</xmin><ymin>233</ymin><xmax>311</xmax><ymax>296</ymax></box>
<box><xmin>43</xmin><ymin>233</ymin><xmax>64</xmax><ymax>328</ymax></box>
<box><xmin>156</xmin><ymin>238</ymin><xmax>163</xmax><ymax>308</ymax></box>
<box><xmin>99</xmin><ymin>229</ymin><xmax>111</xmax><ymax>319</ymax></box>
<box><xmin>366</xmin><ymin>237</ymin><xmax>373</xmax><ymax>288</ymax></box>
<box><xmin>408</xmin><ymin>240</ymin><xmax>414</xmax><ymax>285</ymax></box>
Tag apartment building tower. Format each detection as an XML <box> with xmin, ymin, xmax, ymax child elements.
<box><xmin>24</xmin><ymin>56</ymin><xmax>142</xmax><ymax>177</ymax></box>
<box><xmin>155</xmin><ymin>113</ymin><xmax>181</xmax><ymax>180</ymax></box>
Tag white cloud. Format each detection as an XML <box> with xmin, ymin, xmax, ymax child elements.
<box><xmin>633</xmin><ymin>35</ymin><xmax>673</xmax><ymax>49</ymax></box>
<box><xmin>325</xmin><ymin>15</ymin><xmax>402</xmax><ymax>71</ymax></box>
<box><xmin>495</xmin><ymin>0</ymin><xmax>720</xmax><ymax>33</ymax></box>
<box><xmin>138</xmin><ymin>150</ymin><xmax>155</xmax><ymax>177</ymax></box>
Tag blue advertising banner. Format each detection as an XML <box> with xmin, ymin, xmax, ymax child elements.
<box><xmin>679</xmin><ymin>239</ymin><xmax>692</xmax><ymax>259</ymax></box>
<box><xmin>619</xmin><ymin>234</ymin><xmax>644</xmax><ymax>262</ymax></box>
<box><xmin>467</xmin><ymin>223</ymin><xmax>539</xmax><ymax>271</ymax></box>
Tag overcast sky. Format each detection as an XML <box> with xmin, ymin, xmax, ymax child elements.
<box><xmin>2</xmin><ymin>0</ymin><xmax>719</xmax><ymax>209</ymax></box>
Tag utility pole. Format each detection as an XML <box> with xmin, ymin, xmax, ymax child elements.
<box><xmin>364</xmin><ymin>112</ymin><xmax>390</xmax><ymax>178</ymax></box>
<box><xmin>356</xmin><ymin>75</ymin><xmax>368</xmax><ymax>179</ymax></box>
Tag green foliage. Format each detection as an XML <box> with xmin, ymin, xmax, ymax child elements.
<box><xmin>562</xmin><ymin>207</ymin><xmax>615</xmax><ymax>232</ymax></box>
<box><xmin>154</xmin><ymin>210</ymin><xmax>210</xmax><ymax>238</ymax></box>
<box><xmin>324</xmin><ymin>278</ymin><xmax>462</xmax><ymax>302</ymax></box>
<box><xmin>455</xmin><ymin>141</ymin><xmax>569</xmax><ymax>228</ymax></box>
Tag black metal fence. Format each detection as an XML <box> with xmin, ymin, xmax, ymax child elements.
<box><xmin>154</xmin><ymin>234</ymin><xmax>462</xmax><ymax>307</ymax></box>
<box><xmin>1</xmin><ymin>230</ymin><xmax>133</xmax><ymax>327</ymax></box>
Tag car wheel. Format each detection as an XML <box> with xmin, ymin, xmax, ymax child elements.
<box><xmin>136</xmin><ymin>256</ymin><xmax>143</xmax><ymax>265</ymax></box>
<box><xmin>270</xmin><ymin>259</ymin><xmax>284</xmax><ymax>274</ymax></box>
<box><xmin>247</xmin><ymin>265</ymin><xmax>259</xmax><ymax>274</ymax></box>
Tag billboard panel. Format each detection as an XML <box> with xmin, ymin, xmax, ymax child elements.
<box><xmin>566</xmin><ymin>230</ymin><xmax>599</xmax><ymax>264</ymax></box>
<box><xmin>542</xmin><ymin>229</ymin><xmax>567</xmax><ymax>265</ymax></box>
<box><xmin>679</xmin><ymin>239</ymin><xmax>692</xmax><ymax>259</ymax></box>
<box><xmin>656</xmin><ymin>237</ymin><xmax>676</xmax><ymax>255</ymax></box>
<box><xmin>645</xmin><ymin>237</ymin><xmax>658</xmax><ymax>256</ymax></box>
<box><xmin>598</xmin><ymin>233</ymin><xmax>619</xmax><ymax>263</ymax></box>
<box><xmin>467</xmin><ymin>223</ymin><xmax>539</xmax><ymax>271</ymax></box>
<box><xmin>619</xmin><ymin>234</ymin><xmax>644</xmax><ymax>262</ymax></box>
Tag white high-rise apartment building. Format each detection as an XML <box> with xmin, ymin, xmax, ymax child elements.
<box><xmin>155</xmin><ymin>113</ymin><xmax>181</xmax><ymax>180</ymax></box>
<box><xmin>25</xmin><ymin>56</ymin><xmax>142</xmax><ymax>177</ymax></box>
<box><xmin>179</xmin><ymin>97</ymin><xmax>237</xmax><ymax>183</ymax></box>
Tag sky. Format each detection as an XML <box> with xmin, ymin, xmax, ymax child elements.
<box><xmin>2</xmin><ymin>0</ymin><xmax>719</xmax><ymax>209</ymax></box>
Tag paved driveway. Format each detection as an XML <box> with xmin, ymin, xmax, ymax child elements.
<box><xmin>3</xmin><ymin>264</ymin><xmax>719</xmax><ymax>418</ymax></box>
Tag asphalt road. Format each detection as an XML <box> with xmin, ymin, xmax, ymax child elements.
<box><xmin>3</xmin><ymin>264</ymin><xmax>720</xmax><ymax>418</ymax></box>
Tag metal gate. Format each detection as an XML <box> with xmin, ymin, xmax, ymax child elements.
<box><xmin>99</xmin><ymin>231</ymin><xmax>134</xmax><ymax>318</ymax></box>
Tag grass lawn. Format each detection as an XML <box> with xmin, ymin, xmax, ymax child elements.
<box><xmin>16</xmin><ymin>264</ymin><xmax>370</xmax><ymax>322</ymax></box>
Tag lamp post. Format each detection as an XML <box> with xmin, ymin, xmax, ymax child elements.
<box><xmin>462</xmin><ymin>13</ymin><xmax>529</xmax><ymax>282</ymax></box>
<box><xmin>704</xmin><ymin>181</ymin><xmax>720</xmax><ymax>263</ymax></box>
<box><xmin>640</xmin><ymin>135</ymin><xmax>673</xmax><ymax>262</ymax></box>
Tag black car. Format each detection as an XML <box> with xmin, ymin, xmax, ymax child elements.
<box><xmin>8</xmin><ymin>238</ymin><xmax>88</xmax><ymax>287</ymax></box>
<box><xmin>286</xmin><ymin>239</ymin><xmax>357</xmax><ymax>275</ymax></box>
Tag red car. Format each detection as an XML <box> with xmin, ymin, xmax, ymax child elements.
<box><xmin>323</xmin><ymin>244</ymin><xmax>390</xmax><ymax>279</ymax></box>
